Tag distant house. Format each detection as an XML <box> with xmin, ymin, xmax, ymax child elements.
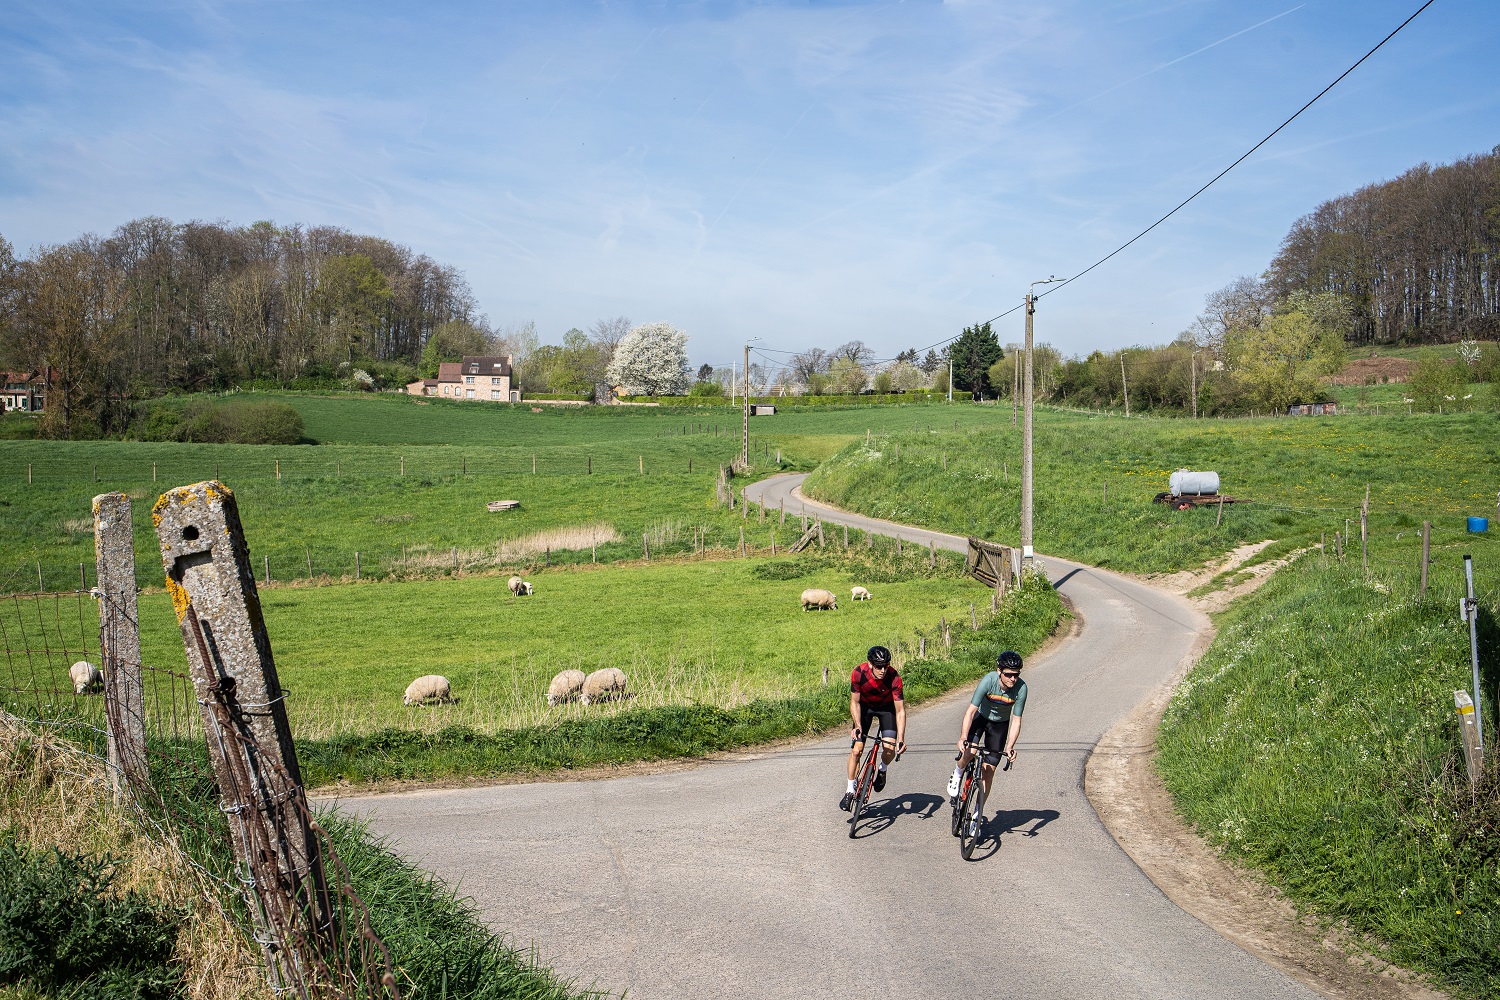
<box><xmin>1286</xmin><ymin>401</ymin><xmax>1338</xmax><ymax>416</ymax></box>
<box><xmin>0</xmin><ymin>372</ymin><xmax>46</xmax><ymax>413</ymax></box>
<box><xmin>749</xmin><ymin>404</ymin><xmax>777</xmax><ymax>415</ymax></box>
<box><xmin>407</xmin><ymin>355</ymin><xmax>517</xmax><ymax>402</ymax></box>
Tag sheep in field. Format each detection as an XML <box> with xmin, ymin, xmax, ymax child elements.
<box><xmin>508</xmin><ymin>576</ymin><xmax>534</xmax><ymax>596</ymax></box>
<box><xmin>851</xmin><ymin>586</ymin><xmax>872</xmax><ymax>601</ymax></box>
<box><xmin>580</xmin><ymin>668</ymin><xmax>627</xmax><ymax>706</ymax></box>
<box><xmin>70</xmin><ymin>661</ymin><xmax>102</xmax><ymax>695</ymax></box>
<box><xmin>403</xmin><ymin>674</ymin><xmax>456</xmax><ymax>706</ymax></box>
<box><xmin>547</xmin><ymin>669</ymin><xmax>587</xmax><ymax>706</ymax></box>
<box><xmin>801</xmin><ymin>588</ymin><xmax>837</xmax><ymax>611</ymax></box>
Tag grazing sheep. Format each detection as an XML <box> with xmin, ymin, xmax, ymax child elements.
<box><xmin>70</xmin><ymin>660</ymin><xmax>102</xmax><ymax>695</ymax></box>
<box><xmin>800</xmin><ymin>588</ymin><xmax>838</xmax><ymax>611</ymax></box>
<box><xmin>546</xmin><ymin>669</ymin><xmax>587</xmax><ymax>706</ymax></box>
<box><xmin>403</xmin><ymin>674</ymin><xmax>455</xmax><ymax>706</ymax></box>
<box><xmin>580</xmin><ymin>667</ymin><xmax>628</xmax><ymax>706</ymax></box>
<box><xmin>850</xmin><ymin>586</ymin><xmax>872</xmax><ymax>601</ymax></box>
<box><xmin>508</xmin><ymin>575</ymin><xmax>534</xmax><ymax>596</ymax></box>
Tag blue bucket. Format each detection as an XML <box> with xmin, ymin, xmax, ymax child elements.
<box><xmin>1469</xmin><ymin>517</ymin><xmax>1489</xmax><ymax>533</ymax></box>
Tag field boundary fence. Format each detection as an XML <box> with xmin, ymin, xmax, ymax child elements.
<box><xmin>0</xmin><ymin>487</ymin><xmax>402</xmax><ymax>1000</ymax></box>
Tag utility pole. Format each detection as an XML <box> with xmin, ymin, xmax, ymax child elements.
<box><xmin>1012</xmin><ymin>353</ymin><xmax>1018</xmax><ymax>426</ymax></box>
<box><xmin>1121</xmin><ymin>353</ymin><xmax>1130</xmax><ymax>417</ymax></box>
<box><xmin>1022</xmin><ymin>294</ymin><xmax>1035</xmax><ymax>558</ymax></box>
<box><xmin>947</xmin><ymin>351</ymin><xmax>953</xmax><ymax>403</ymax></box>
<box><xmin>742</xmin><ymin>340</ymin><xmax>751</xmax><ymax>467</ymax></box>
<box><xmin>1190</xmin><ymin>351</ymin><xmax>1198</xmax><ymax>419</ymax></box>
<box><xmin>1022</xmin><ymin>277</ymin><xmax>1063</xmax><ymax>564</ymax></box>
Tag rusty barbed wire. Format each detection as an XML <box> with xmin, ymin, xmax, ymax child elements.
<box><xmin>1</xmin><ymin>589</ymin><xmax>400</xmax><ymax>1000</ymax></box>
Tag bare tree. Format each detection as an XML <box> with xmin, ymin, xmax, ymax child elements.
<box><xmin>831</xmin><ymin>340</ymin><xmax>874</xmax><ymax>365</ymax></box>
<box><xmin>788</xmin><ymin>348</ymin><xmax>829</xmax><ymax>385</ymax></box>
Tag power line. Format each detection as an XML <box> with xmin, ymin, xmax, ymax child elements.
<box><xmin>746</xmin><ymin>0</ymin><xmax>1436</xmax><ymax>367</ymax></box>
<box><xmin>1028</xmin><ymin>0</ymin><xmax>1437</xmax><ymax>308</ymax></box>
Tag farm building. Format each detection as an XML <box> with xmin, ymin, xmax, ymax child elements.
<box><xmin>1285</xmin><ymin>401</ymin><xmax>1338</xmax><ymax>416</ymax></box>
<box><xmin>407</xmin><ymin>355</ymin><xmax>518</xmax><ymax>402</ymax></box>
<box><xmin>0</xmin><ymin>372</ymin><xmax>46</xmax><ymax>413</ymax></box>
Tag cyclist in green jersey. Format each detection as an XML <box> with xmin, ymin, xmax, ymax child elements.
<box><xmin>947</xmin><ymin>650</ymin><xmax>1027</xmax><ymax>811</ymax></box>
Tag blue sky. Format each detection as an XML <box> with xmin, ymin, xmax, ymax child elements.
<box><xmin>2</xmin><ymin>0</ymin><xmax>1495</xmax><ymax>369</ymax></box>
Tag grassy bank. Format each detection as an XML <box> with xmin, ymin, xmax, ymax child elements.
<box><xmin>1157</xmin><ymin>554</ymin><xmax>1500</xmax><ymax>997</ymax></box>
<box><xmin>297</xmin><ymin>573</ymin><xmax>1064</xmax><ymax>786</ymax></box>
<box><xmin>802</xmin><ymin>408</ymin><xmax>1500</xmax><ymax>578</ymax></box>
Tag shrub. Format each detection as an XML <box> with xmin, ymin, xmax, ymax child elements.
<box><xmin>133</xmin><ymin>398</ymin><xmax>305</xmax><ymax>444</ymax></box>
<box><xmin>0</xmin><ymin>833</ymin><xmax>185</xmax><ymax>998</ymax></box>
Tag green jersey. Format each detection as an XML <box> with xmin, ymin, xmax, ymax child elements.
<box><xmin>970</xmin><ymin>671</ymin><xmax>1027</xmax><ymax>722</ymax></box>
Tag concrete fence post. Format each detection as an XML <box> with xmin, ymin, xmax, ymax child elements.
<box><xmin>93</xmin><ymin>492</ymin><xmax>148</xmax><ymax>802</ymax></box>
<box><xmin>153</xmin><ymin>481</ymin><xmax>332</xmax><ymax>984</ymax></box>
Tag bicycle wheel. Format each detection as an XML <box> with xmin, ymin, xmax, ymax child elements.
<box><xmin>950</xmin><ymin>767</ymin><xmax>972</xmax><ymax>837</ymax></box>
<box><xmin>848</xmin><ymin>746</ymin><xmax>876</xmax><ymax>836</ymax></box>
<box><xmin>960</xmin><ymin>773</ymin><xmax>986</xmax><ymax>860</ymax></box>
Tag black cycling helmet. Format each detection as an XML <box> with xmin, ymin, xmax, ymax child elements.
<box><xmin>868</xmin><ymin>645</ymin><xmax>892</xmax><ymax>667</ymax></box>
<box><xmin>997</xmin><ymin>650</ymin><xmax>1023</xmax><ymax>672</ymax></box>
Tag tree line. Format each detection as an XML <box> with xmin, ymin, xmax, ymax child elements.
<box><xmin>0</xmin><ymin>217</ymin><xmax>484</xmax><ymax>436</ymax></box>
<box><xmin>1266</xmin><ymin>146</ymin><xmax>1500</xmax><ymax>344</ymax></box>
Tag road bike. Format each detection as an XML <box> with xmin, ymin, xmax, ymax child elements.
<box><xmin>848</xmin><ymin>732</ymin><xmax>900</xmax><ymax>837</ymax></box>
<box><xmin>951</xmin><ymin>739</ymin><xmax>1010</xmax><ymax>860</ymax></box>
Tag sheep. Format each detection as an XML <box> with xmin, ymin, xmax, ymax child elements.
<box><xmin>508</xmin><ymin>575</ymin><xmax>534</xmax><ymax>597</ymax></box>
<box><xmin>850</xmin><ymin>586</ymin><xmax>872</xmax><ymax>601</ymax></box>
<box><xmin>800</xmin><ymin>588</ymin><xmax>837</xmax><ymax>611</ymax></box>
<box><xmin>546</xmin><ymin>669</ymin><xmax>587</xmax><ymax>706</ymax></box>
<box><xmin>70</xmin><ymin>660</ymin><xmax>102</xmax><ymax>695</ymax></box>
<box><xmin>580</xmin><ymin>667</ymin><xmax>627</xmax><ymax>706</ymax></box>
<box><xmin>403</xmin><ymin>674</ymin><xmax>456</xmax><ymax>706</ymax></box>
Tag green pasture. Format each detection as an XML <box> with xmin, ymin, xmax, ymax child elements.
<box><xmin>1158</xmin><ymin>553</ymin><xmax>1500</xmax><ymax>997</ymax></box>
<box><xmin>803</xmin><ymin>407</ymin><xmax>1500</xmax><ymax>582</ymax></box>
<box><xmin>0</xmin><ymin>393</ymin><xmax>997</xmax><ymax>594</ymax></box>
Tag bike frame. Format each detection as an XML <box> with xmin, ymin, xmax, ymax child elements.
<box><xmin>848</xmin><ymin>732</ymin><xmax>899</xmax><ymax>836</ymax></box>
<box><xmin>952</xmin><ymin>738</ymin><xmax>1009</xmax><ymax>858</ymax></box>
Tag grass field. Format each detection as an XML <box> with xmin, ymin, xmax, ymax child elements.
<box><xmin>0</xmin><ymin>392</ymin><xmax>996</xmax><ymax>594</ymax></box>
<box><xmin>128</xmin><ymin>549</ymin><xmax>999</xmax><ymax>740</ymax></box>
<box><xmin>803</xmin><ymin>407</ymin><xmax>1500</xmax><ymax>585</ymax></box>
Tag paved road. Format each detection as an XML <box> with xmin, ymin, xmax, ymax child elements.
<box><xmin>339</xmin><ymin>474</ymin><xmax>1319</xmax><ymax>999</ymax></box>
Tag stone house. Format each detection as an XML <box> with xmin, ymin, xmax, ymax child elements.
<box><xmin>407</xmin><ymin>355</ymin><xmax>517</xmax><ymax>402</ymax></box>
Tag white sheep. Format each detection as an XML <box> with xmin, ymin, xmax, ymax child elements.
<box><xmin>70</xmin><ymin>660</ymin><xmax>102</xmax><ymax>695</ymax></box>
<box><xmin>546</xmin><ymin>669</ymin><xmax>587</xmax><ymax>706</ymax></box>
<box><xmin>580</xmin><ymin>667</ymin><xmax>628</xmax><ymax>706</ymax></box>
<box><xmin>403</xmin><ymin>674</ymin><xmax>456</xmax><ymax>706</ymax></box>
<box><xmin>508</xmin><ymin>575</ymin><xmax>534</xmax><ymax>596</ymax></box>
<box><xmin>850</xmin><ymin>586</ymin><xmax>872</xmax><ymax>601</ymax></box>
<box><xmin>800</xmin><ymin>588</ymin><xmax>837</xmax><ymax>611</ymax></box>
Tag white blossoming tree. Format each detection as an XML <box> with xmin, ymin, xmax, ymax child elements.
<box><xmin>605</xmin><ymin>322</ymin><xmax>692</xmax><ymax>396</ymax></box>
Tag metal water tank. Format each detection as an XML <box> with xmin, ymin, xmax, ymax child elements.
<box><xmin>1170</xmin><ymin>470</ymin><xmax>1220</xmax><ymax>497</ymax></box>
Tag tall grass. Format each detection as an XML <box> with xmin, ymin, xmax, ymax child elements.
<box><xmin>1157</xmin><ymin>554</ymin><xmax>1500</xmax><ymax>997</ymax></box>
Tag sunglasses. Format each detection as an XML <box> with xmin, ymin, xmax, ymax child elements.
<box><xmin>999</xmin><ymin>670</ymin><xmax>1020</xmax><ymax>678</ymax></box>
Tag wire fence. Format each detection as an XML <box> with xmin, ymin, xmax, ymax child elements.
<box><xmin>0</xmin><ymin>588</ymin><xmax>400</xmax><ymax>999</ymax></box>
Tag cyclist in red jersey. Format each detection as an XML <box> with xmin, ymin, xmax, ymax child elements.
<box><xmin>840</xmin><ymin>645</ymin><xmax>907</xmax><ymax>810</ymax></box>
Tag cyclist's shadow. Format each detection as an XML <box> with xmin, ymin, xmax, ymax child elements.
<box><xmin>963</xmin><ymin>808</ymin><xmax>1061</xmax><ymax>861</ymax></box>
<box><xmin>850</xmin><ymin>793</ymin><xmax>946</xmax><ymax>839</ymax></box>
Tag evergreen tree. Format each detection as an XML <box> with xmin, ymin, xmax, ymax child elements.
<box><xmin>950</xmin><ymin>322</ymin><xmax>1003</xmax><ymax>401</ymax></box>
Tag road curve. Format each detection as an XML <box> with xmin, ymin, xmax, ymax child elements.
<box><xmin>339</xmin><ymin>474</ymin><xmax>1319</xmax><ymax>999</ymax></box>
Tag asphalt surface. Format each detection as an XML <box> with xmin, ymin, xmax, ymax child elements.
<box><xmin>339</xmin><ymin>474</ymin><xmax>1320</xmax><ymax>999</ymax></box>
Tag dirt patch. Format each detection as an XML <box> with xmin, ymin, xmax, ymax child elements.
<box><xmin>1328</xmin><ymin>357</ymin><xmax>1414</xmax><ymax>386</ymax></box>
<box><xmin>1145</xmin><ymin>540</ymin><xmax>1277</xmax><ymax>598</ymax></box>
<box><xmin>1086</xmin><ymin>619</ymin><xmax>1448</xmax><ymax>999</ymax></box>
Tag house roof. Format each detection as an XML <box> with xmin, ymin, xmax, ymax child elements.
<box><xmin>460</xmin><ymin>355</ymin><xmax>512</xmax><ymax>377</ymax></box>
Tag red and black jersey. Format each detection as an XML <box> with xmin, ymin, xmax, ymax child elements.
<box><xmin>850</xmin><ymin>662</ymin><xmax>903</xmax><ymax>708</ymax></box>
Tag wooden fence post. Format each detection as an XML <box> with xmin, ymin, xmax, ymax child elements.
<box><xmin>355</xmin><ymin>552</ymin><xmax>360</xmax><ymax>580</ymax></box>
<box><xmin>970</xmin><ymin>603</ymin><xmax>978</xmax><ymax>630</ymax></box>
<box><xmin>1420</xmin><ymin>521</ymin><xmax>1430</xmax><ymax>597</ymax></box>
<box><xmin>843</xmin><ymin>523</ymin><xmax>849</xmax><ymax>549</ymax></box>
<box><xmin>643</xmin><ymin>533</ymin><xmax>650</xmax><ymax>561</ymax></box>
<box><xmin>1361</xmin><ymin>484</ymin><xmax>1370</xmax><ymax>574</ymax></box>
<box><xmin>740</xmin><ymin>526</ymin><xmax>746</xmax><ymax>556</ymax></box>
<box><xmin>152</xmin><ymin>482</ymin><xmax>332</xmax><ymax>983</ymax></box>
<box><xmin>306</xmin><ymin>546</ymin><xmax>313</xmax><ymax>579</ymax></box>
<box><xmin>1216</xmin><ymin>495</ymin><xmax>1224</xmax><ymax>528</ymax></box>
<box><xmin>929</xmin><ymin>540</ymin><xmax>936</xmax><ymax>569</ymax></box>
<box><xmin>93</xmin><ymin>492</ymin><xmax>147</xmax><ymax>802</ymax></box>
